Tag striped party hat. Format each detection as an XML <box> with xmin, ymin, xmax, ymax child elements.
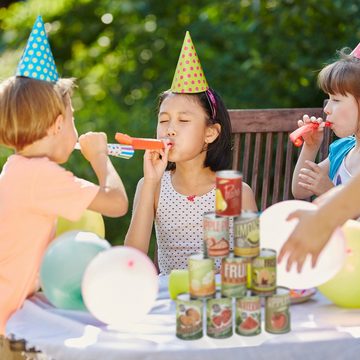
<box><xmin>170</xmin><ymin>31</ymin><xmax>209</xmax><ymax>93</ymax></box>
<box><xmin>16</xmin><ymin>16</ymin><xmax>59</xmax><ymax>82</ymax></box>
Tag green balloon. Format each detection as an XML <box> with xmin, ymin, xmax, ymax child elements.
<box><xmin>40</xmin><ymin>231</ymin><xmax>110</xmax><ymax>310</ymax></box>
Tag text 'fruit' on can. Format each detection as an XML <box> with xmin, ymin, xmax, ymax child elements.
<box><xmin>265</xmin><ymin>287</ymin><xmax>291</xmax><ymax>334</ymax></box>
<box><xmin>206</xmin><ymin>293</ymin><xmax>233</xmax><ymax>338</ymax></box>
<box><xmin>215</xmin><ymin>170</ymin><xmax>242</xmax><ymax>217</ymax></box>
<box><xmin>236</xmin><ymin>296</ymin><xmax>261</xmax><ymax>336</ymax></box>
<box><xmin>234</xmin><ymin>211</ymin><xmax>260</xmax><ymax>257</ymax></box>
<box><xmin>176</xmin><ymin>294</ymin><xmax>203</xmax><ymax>340</ymax></box>
<box><xmin>188</xmin><ymin>253</ymin><xmax>215</xmax><ymax>299</ymax></box>
<box><xmin>203</xmin><ymin>212</ymin><xmax>230</xmax><ymax>258</ymax></box>
<box><xmin>221</xmin><ymin>256</ymin><xmax>247</xmax><ymax>297</ymax></box>
<box><xmin>251</xmin><ymin>249</ymin><xmax>277</xmax><ymax>296</ymax></box>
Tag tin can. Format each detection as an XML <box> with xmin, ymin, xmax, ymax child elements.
<box><xmin>176</xmin><ymin>294</ymin><xmax>203</xmax><ymax>340</ymax></box>
<box><xmin>265</xmin><ymin>287</ymin><xmax>291</xmax><ymax>334</ymax></box>
<box><xmin>221</xmin><ymin>256</ymin><xmax>247</xmax><ymax>297</ymax></box>
<box><xmin>215</xmin><ymin>170</ymin><xmax>242</xmax><ymax>217</ymax></box>
<box><xmin>236</xmin><ymin>296</ymin><xmax>261</xmax><ymax>336</ymax></box>
<box><xmin>206</xmin><ymin>293</ymin><xmax>233</xmax><ymax>338</ymax></box>
<box><xmin>188</xmin><ymin>254</ymin><xmax>215</xmax><ymax>299</ymax></box>
<box><xmin>251</xmin><ymin>249</ymin><xmax>277</xmax><ymax>296</ymax></box>
<box><xmin>234</xmin><ymin>211</ymin><xmax>260</xmax><ymax>257</ymax></box>
<box><xmin>203</xmin><ymin>212</ymin><xmax>230</xmax><ymax>258</ymax></box>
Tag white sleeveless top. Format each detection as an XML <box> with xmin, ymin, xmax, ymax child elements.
<box><xmin>332</xmin><ymin>159</ymin><xmax>352</xmax><ymax>186</ymax></box>
<box><xmin>155</xmin><ymin>171</ymin><xmax>229</xmax><ymax>275</ymax></box>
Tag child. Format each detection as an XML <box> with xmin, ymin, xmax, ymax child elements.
<box><xmin>292</xmin><ymin>45</ymin><xmax>360</xmax><ymax>199</ymax></box>
<box><xmin>0</xmin><ymin>17</ymin><xmax>128</xmax><ymax>334</ymax></box>
<box><xmin>279</xmin><ymin>174</ymin><xmax>360</xmax><ymax>272</ymax></box>
<box><xmin>125</xmin><ymin>32</ymin><xmax>257</xmax><ymax>274</ymax></box>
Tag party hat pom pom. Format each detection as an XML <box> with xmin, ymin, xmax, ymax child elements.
<box><xmin>16</xmin><ymin>16</ymin><xmax>59</xmax><ymax>82</ymax></box>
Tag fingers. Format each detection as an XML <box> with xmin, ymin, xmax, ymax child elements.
<box><xmin>304</xmin><ymin>160</ymin><xmax>320</xmax><ymax>171</ymax></box>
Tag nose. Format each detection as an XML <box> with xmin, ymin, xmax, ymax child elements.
<box><xmin>167</xmin><ymin>127</ymin><xmax>176</xmax><ymax>137</ymax></box>
<box><xmin>324</xmin><ymin>101</ymin><xmax>331</xmax><ymax>115</ymax></box>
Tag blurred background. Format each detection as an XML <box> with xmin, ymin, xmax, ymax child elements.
<box><xmin>1</xmin><ymin>0</ymin><xmax>359</xmax><ymax>257</ymax></box>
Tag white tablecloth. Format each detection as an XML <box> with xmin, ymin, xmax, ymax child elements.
<box><xmin>6</xmin><ymin>276</ymin><xmax>360</xmax><ymax>360</ymax></box>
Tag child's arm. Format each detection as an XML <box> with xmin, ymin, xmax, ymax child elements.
<box><xmin>291</xmin><ymin>115</ymin><xmax>326</xmax><ymax>199</ymax></box>
<box><xmin>78</xmin><ymin>132</ymin><xmax>128</xmax><ymax>217</ymax></box>
<box><xmin>279</xmin><ymin>174</ymin><xmax>360</xmax><ymax>272</ymax></box>
<box><xmin>242</xmin><ymin>182</ymin><xmax>258</xmax><ymax>212</ymax></box>
<box><xmin>125</xmin><ymin>143</ymin><xmax>171</xmax><ymax>253</ymax></box>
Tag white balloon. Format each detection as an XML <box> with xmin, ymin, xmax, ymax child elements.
<box><xmin>82</xmin><ymin>246</ymin><xmax>159</xmax><ymax>327</ymax></box>
<box><xmin>260</xmin><ymin>200</ymin><xmax>346</xmax><ymax>289</ymax></box>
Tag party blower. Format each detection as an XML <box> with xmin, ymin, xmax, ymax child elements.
<box><xmin>74</xmin><ymin>143</ymin><xmax>134</xmax><ymax>159</ymax></box>
<box><xmin>289</xmin><ymin>122</ymin><xmax>331</xmax><ymax>147</ymax></box>
<box><xmin>115</xmin><ymin>133</ymin><xmax>166</xmax><ymax>150</ymax></box>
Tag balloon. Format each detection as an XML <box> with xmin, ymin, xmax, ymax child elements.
<box><xmin>56</xmin><ymin>210</ymin><xmax>105</xmax><ymax>238</ymax></box>
<box><xmin>82</xmin><ymin>246</ymin><xmax>159</xmax><ymax>327</ymax></box>
<box><xmin>260</xmin><ymin>200</ymin><xmax>346</xmax><ymax>289</ymax></box>
<box><xmin>40</xmin><ymin>231</ymin><xmax>110</xmax><ymax>310</ymax></box>
<box><xmin>318</xmin><ymin>220</ymin><xmax>360</xmax><ymax>308</ymax></box>
<box><xmin>168</xmin><ymin>269</ymin><xmax>189</xmax><ymax>300</ymax></box>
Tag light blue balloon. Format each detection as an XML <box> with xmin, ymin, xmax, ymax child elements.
<box><xmin>40</xmin><ymin>231</ymin><xmax>110</xmax><ymax>310</ymax></box>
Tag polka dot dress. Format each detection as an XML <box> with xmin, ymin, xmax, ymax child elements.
<box><xmin>16</xmin><ymin>16</ymin><xmax>59</xmax><ymax>82</ymax></box>
<box><xmin>155</xmin><ymin>171</ymin><xmax>233</xmax><ymax>275</ymax></box>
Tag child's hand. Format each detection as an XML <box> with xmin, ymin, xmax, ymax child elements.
<box><xmin>298</xmin><ymin>160</ymin><xmax>334</xmax><ymax>196</ymax></box>
<box><xmin>78</xmin><ymin>132</ymin><xmax>108</xmax><ymax>162</ymax></box>
<box><xmin>278</xmin><ymin>209</ymin><xmax>333</xmax><ymax>272</ymax></box>
<box><xmin>299</xmin><ymin>114</ymin><xmax>324</xmax><ymax>147</ymax></box>
<box><xmin>143</xmin><ymin>139</ymin><xmax>172</xmax><ymax>184</ymax></box>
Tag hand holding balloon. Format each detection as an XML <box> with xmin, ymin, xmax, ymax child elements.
<box><xmin>289</xmin><ymin>118</ymin><xmax>330</xmax><ymax>147</ymax></box>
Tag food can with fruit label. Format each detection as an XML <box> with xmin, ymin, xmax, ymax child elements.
<box><xmin>215</xmin><ymin>170</ymin><xmax>242</xmax><ymax>217</ymax></box>
<box><xmin>176</xmin><ymin>294</ymin><xmax>203</xmax><ymax>340</ymax></box>
<box><xmin>188</xmin><ymin>253</ymin><xmax>215</xmax><ymax>299</ymax></box>
<box><xmin>234</xmin><ymin>211</ymin><xmax>260</xmax><ymax>257</ymax></box>
<box><xmin>206</xmin><ymin>293</ymin><xmax>233</xmax><ymax>338</ymax></box>
<box><xmin>251</xmin><ymin>249</ymin><xmax>277</xmax><ymax>296</ymax></box>
<box><xmin>265</xmin><ymin>287</ymin><xmax>291</xmax><ymax>334</ymax></box>
<box><xmin>203</xmin><ymin>212</ymin><xmax>230</xmax><ymax>258</ymax></box>
<box><xmin>221</xmin><ymin>256</ymin><xmax>247</xmax><ymax>297</ymax></box>
<box><xmin>236</xmin><ymin>295</ymin><xmax>261</xmax><ymax>336</ymax></box>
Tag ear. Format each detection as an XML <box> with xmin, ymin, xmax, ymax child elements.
<box><xmin>205</xmin><ymin>123</ymin><xmax>221</xmax><ymax>144</ymax></box>
<box><xmin>47</xmin><ymin>114</ymin><xmax>65</xmax><ymax>136</ymax></box>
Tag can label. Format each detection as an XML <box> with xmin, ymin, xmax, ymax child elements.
<box><xmin>188</xmin><ymin>254</ymin><xmax>215</xmax><ymax>298</ymax></box>
<box><xmin>236</xmin><ymin>296</ymin><xmax>261</xmax><ymax>336</ymax></box>
<box><xmin>252</xmin><ymin>249</ymin><xmax>276</xmax><ymax>295</ymax></box>
<box><xmin>176</xmin><ymin>295</ymin><xmax>203</xmax><ymax>340</ymax></box>
<box><xmin>215</xmin><ymin>170</ymin><xmax>242</xmax><ymax>217</ymax></box>
<box><xmin>265</xmin><ymin>287</ymin><xmax>291</xmax><ymax>334</ymax></box>
<box><xmin>221</xmin><ymin>257</ymin><xmax>247</xmax><ymax>297</ymax></box>
<box><xmin>206</xmin><ymin>296</ymin><xmax>233</xmax><ymax>338</ymax></box>
<box><xmin>203</xmin><ymin>212</ymin><xmax>230</xmax><ymax>258</ymax></box>
<box><xmin>234</xmin><ymin>212</ymin><xmax>260</xmax><ymax>257</ymax></box>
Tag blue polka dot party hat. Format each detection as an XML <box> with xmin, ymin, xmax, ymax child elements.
<box><xmin>16</xmin><ymin>16</ymin><xmax>59</xmax><ymax>82</ymax></box>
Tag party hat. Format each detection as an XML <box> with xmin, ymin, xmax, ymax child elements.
<box><xmin>350</xmin><ymin>42</ymin><xmax>360</xmax><ymax>59</ymax></box>
<box><xmin>170</xmin><ymin>31</ymin><xmax>209</xmax><ymax>93</ymax></box>
<box><xmin>16</xmin><ymin>16</ymin><xmax>59</xmax><ymax>82</ymax></box>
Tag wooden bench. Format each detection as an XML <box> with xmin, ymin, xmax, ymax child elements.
<box><xmin>229</xmin><ymin>107</ymin><xmax>332</xmax><ymax>211</ymax></box>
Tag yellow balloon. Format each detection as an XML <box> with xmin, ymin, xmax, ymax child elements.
<box><xmin>318</xmin><ymin>220</ymin><xmax>360</xmax><ymax>308</ymax></box>
<box><xmin>56</xmin><ymin>210</ymin><xmax>105</xmax><ymax>239</ymax></box>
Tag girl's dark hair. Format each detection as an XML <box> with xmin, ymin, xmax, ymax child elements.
<box><xmin>157</xmin><ymin>88</ymin><xmax>232</xmax><ymax>172</ymax></box>
<box><xmin>318</xmin><ymin>48</ymin><xmax>360</xmax><ymax>98</ymax></box>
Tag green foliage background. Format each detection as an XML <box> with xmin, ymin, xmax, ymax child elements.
<box><xmin>1</xmin><ymin>0</ymin><xmax>360</xmax><ymax>257</ymax></box>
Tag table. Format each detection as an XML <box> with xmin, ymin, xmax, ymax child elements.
<box><xmin>6</xmin><ymin>276</ymin><xmax>360</xmax><ymax>360</ymax></box>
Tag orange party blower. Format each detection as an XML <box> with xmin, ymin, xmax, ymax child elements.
<box><xmin>115</xmin><ymin>133</ymin><xmax>165</xmax><ymax>150</ymax></box>
<box><xmin>289</xmin><ymin>122</ymin><xmax>331</xmax><ymax>147</ymax></box>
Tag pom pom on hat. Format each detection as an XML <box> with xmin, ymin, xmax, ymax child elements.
<box><xmin>16</xmin><ymin>16</ymin><xmax>59</xmax><ymax>82</ymax></box>
<box><xmin>170</xmin><ymin>31</ymin><xmax>209</xmax><ymax>93</ymax></box>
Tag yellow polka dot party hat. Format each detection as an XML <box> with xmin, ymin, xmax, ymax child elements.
<box><xmin>171</xmin><ymin>31</ymin><xmax>209</xmax><ymax>93</ymax></box>
<box><xmin>16</xmin><ymin>16</ymin><xmax>59</xmax><ymax>82</ymax></box>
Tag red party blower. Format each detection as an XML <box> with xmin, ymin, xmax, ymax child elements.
<box><xmin>289</xmin><ymin>122</ymin><xmax>331</xmax><ymax>147</ymax></box>
<box><xmin>115</xmin><ymin>133</ymin><xmax>165</xmax><ymax>150</ymax></box>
